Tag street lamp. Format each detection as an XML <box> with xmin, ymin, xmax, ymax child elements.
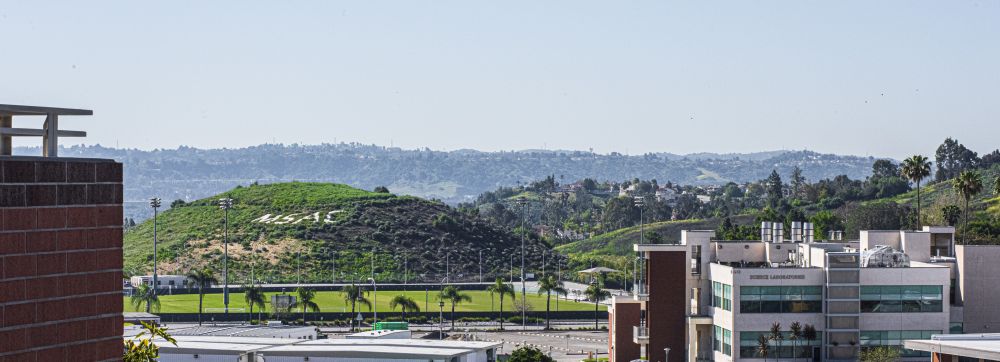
<box><xmin>218</xmin><ymin>197</ymin><xmax>233</xmax><ymax>316</ymax></box>
<box><xmin>439</xmin><ymin>276</ymin><xmax>448</xmax><ymax>340</ymax></box>
<box><xmin>664</xmin><ymin>347</ymin><xmax>671</xmax><ymax>362</ymax></box>
<box><xmin>515</xmin><ymin>196</ymin><xmax>528</xmax><ymax>331</ymax></box>
<box><xmin>367</xmin><ymin>277</ymin><xmax>377</xmax><ymax>325</ymax></box>
<box><xmin>148</xmin><ymin>197</ymin><xmax>161</xmax><ymax>313</ymax></box>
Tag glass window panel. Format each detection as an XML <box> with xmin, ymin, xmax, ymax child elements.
<box><xmin>742</xmin><ymin>286</ymin><xmax>760</xmax><ymax>295</ymax></box>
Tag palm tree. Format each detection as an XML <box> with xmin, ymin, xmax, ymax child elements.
<box><xmin>186</xmin><ymin>268</ymin><xmax>218</xmax><ymax>325</ymax></box>
<box><xmin>789</xmin><ymin>322</ymin><xmax>802</xmax><ymax>361</ymax></box>
<box><xmin>901</xmin><ymin>155</ymin><xmax>932</xmax><ymax>225</ymax></box>
<box><xmin>130</xmin><ymin>283</ymin><xmax>160</xmax><ymax>313</ymax></box>
<box><xmin>802</xmin><ymin>324</ymin><xmax>818</xmax><ymax>360</ymax></box>
<box><xmin>953</xmin><ymin>170</ymin><xmax>984</xmax><ymax>244</ymax></box>
<box><xmin>389</xmin><ymin>295</ymin><xmax>420</xmax><ymax>322</ymax></box>
<box><xmin>486</xmin><ymin>278</ymin><xmax>515</xmax><ymax>330</ymax></box>
<box><xmin>290</xmin><ymin>287</ymin><xmax>320</xmax><ymax>324</ymax></box>
<box><xmin>243</xmin><ymin>283</ymin><xmax>267</xmax><ymax>324</ymax></box>
<box><xmin>584</xmin><ymin>283</ymin><xmax>611</xmax><ymax>330</ymax></box>
<box><xmin>536</xmin><ymin>275</ymin><xmax>568</xmax><ymax>330</ymax></box>
<box><xmin>757</xmin><ymin>334</ymin><xmax>771</xmax><ymax>362</ymax></box>
<box><xmin>342</xmin><ymin>284</ymin><xmax>371</xmax><ymax>331</ymax></box>
<box><xmin>769</xmin><ymin>322</ymin><xmax>783</xmax><ymax>361</ymax></box>
<box><xmin>994</xmin><ymin>175</ymin><xmax>1000</xmax><ymax>200</ymax></box>
<box><xmin>439</xmin><ymin>285</ymin><xmax>472</xmax><ymax>329</ymax></box>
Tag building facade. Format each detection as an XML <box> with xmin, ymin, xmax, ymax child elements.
<box><xmin>609</xmin><ymin>223</ymin><xmax>997</xmax><ymax>362</ymax></box>
<box><xmin>0</xmin><ymin>156</ymin><xmax>124</xmax><ymax>361</ymax></box>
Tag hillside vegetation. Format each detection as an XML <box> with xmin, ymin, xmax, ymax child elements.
<box><xmin>124</xmin><ymin>182</ymin><xmax>549</xmax><ymax>283</ymax></box>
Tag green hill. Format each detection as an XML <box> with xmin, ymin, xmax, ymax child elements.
<box><xmin>124</xmin><ymin>182</ymin><xmax>549</xmax><ymax>283</ymax></box>
<box><xmin>879</xmin><ymin>166</ymin><xmax>1000</xmax><ymax>225</ymax></box>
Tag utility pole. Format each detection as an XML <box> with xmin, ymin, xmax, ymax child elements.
<box><xmin>218</xmin><ymin>197</ymin><xmax>233</xmax><ymax>317</ymax></box>
<box><xmin>479</xmin><ymin>250</ymin><xmax>483</xmax><ymax>283</ymax></box>
<box><xmin>148</xmin><ymin>198</ymin><xmax>161</xmax><ymax>313</ymax></box>
<box><xmin>516</xmin><ymin>197</ymin><xmax>528</xmax><ymax>330</ymax></box>
<box><xmin>332</xmin><ymin>252</ymin><xmax>336</xmax><ymax>285</ymax></box>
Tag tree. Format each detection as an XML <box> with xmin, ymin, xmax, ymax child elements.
<box><xmin>935</xmin><ymin>138</ymin><xmax>979</xmax><ymax>181</ymax></box>
<box><xmin>901</xmin><ymin>155</ymin><xmax>932</xmax><ymax>225</ymax></box>
<box><xmin>860</xmin><ymin>345</ymin><xmax>901</xmax><ymax>362</ymax></box>
<box><xmin>809</xmin><ymin>210</ymin><xmax>842</xmax><ymax>240</ymax></box>
<box><xmin>290</xmin><ymin>287</ymin><xmax>320</xmax><ymax>324</ymax></box>
<box><xmin>509</xmin><ymin>346</ymin><xmax>555</xmax><ymax>362</ymax></box>
<box><xmin>790</xmin><ymin>166</ymin><xmax>806</xmax><ymax>198</ymax></box>
<box><xmin>170</xmin><ymin>199</ymin><xmax>186</xmax><ymax>208</ymax></box>
<box><xmin>123</xmin><ymin>321</ymin><xmax>177</xmax><ymax>362</ymax></box>
<box><xmin>439</xmin><ymin>285</ymin><xmax>472</xmax><ymax>329</ymax></box>
<box><xmin>789</xmin><ymin>321</ymin><xmax>802</xmax><ymax>361</ymax></box>
<box><xmin>373</xmin><ymin>186</ymin><xmax>390</xmax><ymax>193</ymax></box>
<box><xmin>942</xmin><ymin>205</ymin><xmax>962</xmax><ymax>226</ymax></box>
<box><xmin>389</xmin><ymin>295</ymin><xmax>420</xmax><ymax>322</ymax></box>
<box><xmin>584</xmin><ymin>283</ymin><xmax>611</xmax><ymax>329</ymax></box>
<box><xmin>130</xmin><ymin>283</ymin><xmax>160</xmax><ymax>313</ymax></box>
<box><xmin>486</xmin><ymin>278</ymin><xmax>515</xmax><ymax>330</ymax></box>
<box><xmin>186</xmin><ymin>268</ymin><xmax>217</xmax><ymax>325</ymax></box>
<box><xmin>342</xmin><ymin>284</ymin><xmax>371</xmax><ymax>331</ymax></box>
<box><xmin>536</xmin><ymin>275</ymin><xmax>568</xmax><ymax>330</ymax></box>
<box><xmin>243</xmin><ymin>283</ymin><xmax>267</xmax><ymax>324</ymax></box>
<box><xmin>995</xmin><ymin>175</ymin><xmax>1000</xmax><ymax>198</ymax></box>
<box><xmin>802</xmin><ymin>324</ymin><xmax>818</xmax><ymax>360</ymax></box>
<box><xmin>757</xmin><ymin>334</ymin><xmax>771</xmax><ymax>362</ymax></box>
<box><xmin>953</xmin><ymin>170</ymin><xmax>984</xmax><ymax>243</ymax></box>
<box><xmin>769</xmin><ymin>322</ymin><xmax>783</xmax><ymax>360</ymax></box>
<box><xmin>767</xmin><ymin>170</ymin><xmax>784</xmax><ymax>206</ymax></box>
<box><xmin>871</xmin><ymin>159</ymin><xmax>900</xmax><ymax>179</ymax></box>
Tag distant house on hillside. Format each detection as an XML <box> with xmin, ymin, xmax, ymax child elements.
<box><xmin>655</xmin><ymin>187</ymin><xmax>678</xmax><ymax>203</ymax></box>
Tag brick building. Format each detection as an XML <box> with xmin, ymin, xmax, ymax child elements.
<box><xmin>1</xmin><ymin>105</ymin><xmax>124</xmax><ymax>361</ymax></box>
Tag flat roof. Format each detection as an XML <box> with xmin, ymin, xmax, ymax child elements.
<box><xmin>256</xmin><ymin>345</ymin><xmax>471</xmax><ymax>358</ymax></box>
<box><xmin>905</xmin><ymin>336</ymin><xmax>1000</xmax><ymax>360</ymax></box>
<box><xmin>0</xmin><ymin>104</ymin><xmax>92</xmax><ymax>116</ymax></box>
<box><xmin>635</xmin><ymin>244</ymin><xmax>687</xmax><ymax>252</ymax></box>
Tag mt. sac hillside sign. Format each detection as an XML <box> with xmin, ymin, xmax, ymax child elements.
<box><xmin>252</xmin><ymin>210</ymin><xmax>345</xmax><ymax>225</ymax></box>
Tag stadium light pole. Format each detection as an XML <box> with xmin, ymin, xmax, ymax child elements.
<box><xmin>368</xmin><ymin>277</ymin><xmax>377</xmax><ymax>325</ymax></box>
<box><xmin>148</xmin><ymin>197</ymin><xmax>161</xmax><ymax>313</ymax></box>
<box><xmin>516</xmin><ymin>196</ymin><xmax>528</xmax><ymax>330</ymax></box>
<box><xmin>479</xmin><ymin>250</ymin><xmax>483</xmax><ymax>283</ymax></box>
<box><xmin>219</xmin><ymin>197</ymin><xmax>233</xmax><ymax>317</ymax></box>
<box><xmin>634</xmin><ymin>195</ymin><xmax>645</xmax><ymax>244</ymax></box>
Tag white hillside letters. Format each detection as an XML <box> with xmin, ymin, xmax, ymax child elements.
<box><xmin>251</xmin><ymin>210</ymin><xmax>345</xmax><ymax>225</ymax></box>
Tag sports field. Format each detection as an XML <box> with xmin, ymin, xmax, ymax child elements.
<box><xmin>124</xmin><ymin>290</ymin><xmax>606</xmax><ymax>313</ymax></box>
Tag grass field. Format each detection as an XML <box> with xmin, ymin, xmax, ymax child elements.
<box><xmin>125</xmin><ymin>290</ymin><xmax>605</xmax><ymax>314</ymax></box>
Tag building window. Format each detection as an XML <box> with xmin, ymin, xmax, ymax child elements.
<box><xmin>860</xmin><ymin>330</ymin><xmax>939</xmax><ymax>357</ymax></box>
<box><xmin>860</xmin><ymin>285</ymin><xmax>943</xmax><ymax>313</ymax></box>
<box><xmin>949</xmin><ymin>322</ymin><xmax>963</xmax><ymax>334</ymax></box>
<box><xmin>713</xmin><ymin>282</ymin><xmax>732</xmax><ymax>311</ymax></box>
<box><xmin>714</xmin><ymin>325</ymin><xmax>732</xmax><ymax>356</ymax></box>
<box><xmin>739</xmin><ymin>286</ymin><xmax>822</xmax><ymax>313</ymax></box>
<box><xmin>739</xmin><ymin>331</ymin><xmax>822</xmax><ymax>359</ymax></box>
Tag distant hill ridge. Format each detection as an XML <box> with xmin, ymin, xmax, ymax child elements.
<box><xmin>123</xmin><ymin>182</ymin><xmax>550</xmax><ymax>283</ymax></box>
<box><xmin>17</xmin><ymin>144</ymin><xmax>878</xmax><ymax>220</ymax></box>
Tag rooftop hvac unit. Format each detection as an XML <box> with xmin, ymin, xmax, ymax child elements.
<box><xmin>791</xmin><ymin>221</ymin><xmax>803</xmax><ymax>242</ymax></box>
<box><xmin>773</xmin><ymin>223</ymin><xmax>784</xmax><ymax>243</ymax></box>
<box><xmin>761</xmin><ymin>222</ymin><xmax>773</xmax><ymax>242</ymax></box>
<box><xmin>861</xmin><ymin>245</ymin><xmax>911</xmax><ymax>268</ymax></box>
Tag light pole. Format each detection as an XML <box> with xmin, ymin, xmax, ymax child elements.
<box><xmin>634</xmin><ymin>195</ymin><xmax>645</xmax><ymax>244</ymax></box>
<box><xmin>367</xmin><ymin>277</ymin><xmax>377</xmax><ymax>326</ymax></box>
<box><xmin>664</xmin><ymin>347</ymin><xmax>671</xmax><ymax>362</ymax></box>
<box><xmin>479</xmin><ymin>250</ymin><xmax>483</xmax><ymax>283</ymax></box>
<box><xmin>516</xmin><ymin>197</ymin><xmax>528</xmax><ymax>330</ymax></box>
<box><xmin>218</xmin><ymin>197</ymin><xmax>233</xmax><ymax>317</ymax></box>
<box><xmin>439</xmin><ymin>277</ymin><xmax>447</xmax><ymax>340</ymax></box>
<box><xmin>332</xmin><ymin>251</ymin><xmax>336</xmax><ymax>285</ymax></box>
<box><xmin>148</xmin><ymin>197</ymin><xmax>161</xmax><ymax>313</ymax></box>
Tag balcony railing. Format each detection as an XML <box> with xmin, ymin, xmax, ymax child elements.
<box><xmin>634</xmin><ymin>284</ymin><xmax>650</xmax><ymax>301</ymax></box>
<box><xmin>633</xmin><ymin>325</ymin><xmax>650</xmax><ymax>344</ymax></box>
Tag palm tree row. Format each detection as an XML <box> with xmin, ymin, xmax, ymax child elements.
<box><xmin>756</xmin><ymin>322</ymin><xmax>818</xmax><ymax>361</ymax></box>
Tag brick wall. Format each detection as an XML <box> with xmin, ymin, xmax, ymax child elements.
<box><xmin>609</xmin><ymin>300</ymin><xmax>641</xmax><ymax>362</ymax></box>
<box><xmin>0</xmin><ymin>157</ymin><xmax>123</xmax><ymax>362</ymax></box>
<box><xmin>646</xmin><ymin>251</ymin><xmax>687</xmax><ymax>362</ymax></box>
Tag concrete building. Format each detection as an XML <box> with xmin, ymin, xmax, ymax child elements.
<box><xmin>1</xmin><ymin>105</ymin><xmax>124</xmax><ymax>361</ymax></box>
<box><xmin>139</xmin><ymin>335</ymin><xmax>502</xmax><ymax>362</ymax></box>
<box><xmin>130</xmin><ymin>274</ymin><xmax>188</xmax><ymax>288</ymax></box>
<box><xmin>904</xmin><ymin>333</ymin><xmax>1000</xmax><ymax>361</ymax></box>
<box><xmin>608</xmin><ymin>222</ymin><xmax>1000</xmax><ymax>362</ymax></box>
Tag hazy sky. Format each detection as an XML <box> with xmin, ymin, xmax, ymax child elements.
<box><xmin>1</xmin><ymin>1</ymin><xmax>997</xmax><ymax>159</ymax></box>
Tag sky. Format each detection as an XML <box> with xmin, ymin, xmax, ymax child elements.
<box><xmin>0</xmin><ymin>1</ymin><xmax>997</xmax><ymax>159</ymax></box>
